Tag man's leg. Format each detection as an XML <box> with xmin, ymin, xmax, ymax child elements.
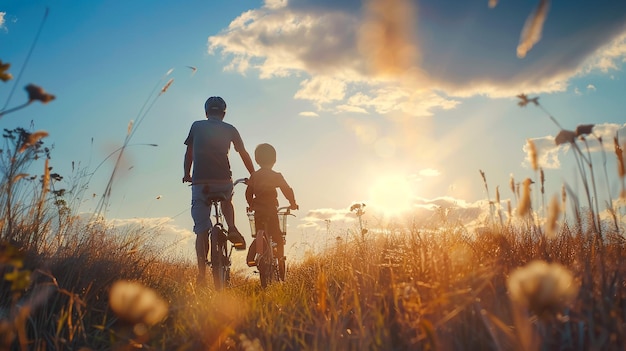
<box><xmin>222</xmin><ymin>200</ymin><xmax>246</xmax><ymax>250</ymax></box>
<box><xmin>191</xmin><ymin>185</ymin><xmax>212</xmax><ymax>285</ymax></box>
<box><xmin>221</xmin><ymin>199</ymin><xmax>236</xmax><ymax>230</ymax></box>
<box><xmin>195</xmin><ymin>231</ymin><xmax>209</xmax><ymax>283</ymax></box>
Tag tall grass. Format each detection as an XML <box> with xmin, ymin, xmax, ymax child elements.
<box><xmin>1</xmin><ymin>16</ymin><xmax>625</xmax><ymax>349</ymax></box>
<box><xmin>1</xmin><ymin>97</ymin><xmax>625</xmax><ymax>350</ymax></box>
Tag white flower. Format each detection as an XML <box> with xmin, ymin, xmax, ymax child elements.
<box><xmin>507</xmin><ymin>260</ymin><xmax>578</xmax><ymax>317</ymax></box>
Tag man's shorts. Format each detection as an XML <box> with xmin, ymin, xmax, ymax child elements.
<box><xmin>190</xmin><ymin>181</ymin><xmax>233</xmax><ymax>234</ymax></box>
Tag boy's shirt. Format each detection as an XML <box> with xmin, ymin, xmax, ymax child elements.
<box><xmin>246</xmin><ymin>168</ymin><xmax>290</xmax><ymax>212</ymax></box>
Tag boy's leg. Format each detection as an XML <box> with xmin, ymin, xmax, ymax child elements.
<box><xmin>246</xmin><ymin>238</ymin><xmax>257</xmax><ymax>266</ymax></box>
<box><xmin>268</xmin><ymin>214</ymin><xmax>286</xmax><ymax>280</ymax></box>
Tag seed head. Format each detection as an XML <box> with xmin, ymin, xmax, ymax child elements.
<box><xmin>545</xmin><ymin>194</ymin><xmax>560</xmax><ymax>239</ymax></box>
<box><xmin>25</xmin><ymin>84</ymin><xmax>55</xmax><ymax>104</ymax></box>
<box><xmin>508</xmin><ymin>260</ymin><xmax>578</xmax><ymax>318</ymax></box>
<box><xmin>527</xmin><ymin>139</ymin><xmax>538</xmax><ymax>171</ymax></box>
<box><xmin>109</xmin><ymin>280</ymin><xmax>168</xmax><ymax>327</ymax></box>
<box><xmin>517</xmin><ymin>178</ymin><xmax>533</xmax><ymax>217</ymax></box>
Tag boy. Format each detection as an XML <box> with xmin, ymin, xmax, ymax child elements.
<box><xmin>245</xmin><ymin>143</ymin><xmax>298</xmax><ymax>275</ymax></box>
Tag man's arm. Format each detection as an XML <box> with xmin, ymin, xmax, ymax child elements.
<box><xmin>183</xmin><ymin>144</ymin><xmax>193</xmax><ymax>183</ymax></box>
<box><xmin>238</xmin><ymin>148</ymin><xmax>255</xmax><ymax>175</ymax></box>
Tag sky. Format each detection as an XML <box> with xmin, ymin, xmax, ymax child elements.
<box><xmin>2</xmin><ymin>0</ymin><xmax>626</xmax><ymax>265</ymax></box>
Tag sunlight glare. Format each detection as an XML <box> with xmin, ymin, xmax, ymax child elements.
<box><xmin>368</xmin><ymin>174</ymin><xmax>415</xmax><ymax>217</ymax></box>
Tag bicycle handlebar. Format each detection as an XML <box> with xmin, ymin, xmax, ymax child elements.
<box><xmin>277</xmin><ymin>206</ymin><xmax>297</xmax><ymax>216</ymax></box>
<box><xmin>188</xmin><ymin>178</ymin><xmax>248</xmax><ymax>187</ymax></box>
<box><xmin>233</xmin><ymin>177</ymin><xmax>248</xmax><ymax>186</ymax></box>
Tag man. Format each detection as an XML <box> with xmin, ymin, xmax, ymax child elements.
<box><xmin>183</xmin><ymin>96</ymin><xmax>255</xmax><ymax>284</ymax></box>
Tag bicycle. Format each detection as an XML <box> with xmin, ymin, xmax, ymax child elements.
<box><xmin>248</xmin><ymin>206</ymin><xmax>296</xmax><ymax>288</ymax></box>
<box><xmin>199</xmin><ymin>177</ymin><xmax>247</xmax><ymax>290</ymax></box>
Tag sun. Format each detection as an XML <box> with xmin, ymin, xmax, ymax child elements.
<box><xmin>368</xmin><ymin>174</ymin><xmax>415</xmax><ymax>217</ymax></box>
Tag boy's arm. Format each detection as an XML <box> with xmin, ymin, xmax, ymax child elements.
<box><xmin>279</xmin><ymin>182</ymin><xmax>298</xmax><ymax>210</ymax></box>
<box><xmin>245</xmin><ymin>181</ymin><xmax>254</xmax><ymax>210</ymax></box>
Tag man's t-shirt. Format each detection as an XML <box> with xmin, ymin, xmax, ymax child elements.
<box><xmin>184</xmin><ymin>118</ymin><xmax>244</xmax><ymax>183</ymax></box>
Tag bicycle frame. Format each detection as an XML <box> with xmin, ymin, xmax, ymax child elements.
<box><xmin>252</xmin><ymin>206</ymin><xmax>294</xmax><ymax>288</ymax></box>
<box><xmin>204</xmin><ymin>178</ymin><xmax>247</xmax><ymax>290</ymax></box>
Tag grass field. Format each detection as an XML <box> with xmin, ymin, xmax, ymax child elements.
<box><xmin>2</xmin><ymin>52</ymin><xmax>626</xmax><ymax>350</ymax></box>
<box><xmin>1</xmin><ymin>158</ymin><xmax>625</xmax><ymax>350</ymax></box>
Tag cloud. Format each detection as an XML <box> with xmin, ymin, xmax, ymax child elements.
<box><xmin>303</xmin><ymin>207</ymin><xmax>355</xmax><ymax>223</ymax></box>
<box><xmin>583</xmin><ymin>31</ymin><xmax>626</xmax><ymax>73</ymax></box>
<box><xmin>587</xmin><ymin>84</ymin><xmax>596</xmax><ymax>91</ymax></box>
<box><xmin>208</xmin><ymin>0</ymin><xmax>626</xmax><ymax>116</ymax></box>
<box><xmin>264</xmin><ymin>0</ymin><xmax>287</xmax><ymax>9</ymax></box>
<box><xmin>523</xmin><ymin>136</ymin><xmax>563</xmax><ymax>169</ymax></box>
<box><xmin>0</xmin><ymin>12</ymin><xmax>6</xmax><ymax>31</ymax></box>
<box><xmin>97</xmin><ymin>215</ymin><xmax>195</xmax><ymax>257</ymax></box>
<box><xmin>523</xmin><ymin>123</ymin><xmax>626</xmax><ymax>169</ymax></box>
<box><xmin>358</xmin><ymin>0</ymin><xmax>419</xmax><ymax>77</ymax></box>
<box><xmin>517</xmin><ymin>0</ymin><xmax>550</xmax><ymax>59</ymax></box>
<box><xmin>419</xmin><ymin>168</ymin><xmax>441</xmax><ymax>177</ymax></box>
<box><xmin>294</xmin><ymin>76</ymin><xmax>347</xmax><ymax>105</ymax></box>
<box><xmin>298</xmin><ymin>111</ymin><xmax>319</xmax><ymax>117</ymax></box>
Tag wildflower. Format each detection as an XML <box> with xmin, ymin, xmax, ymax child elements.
<box><xmin>160</xmin><ymin>78</ymin><xmax>174</xmax><ymax>94</ymax></box>
<box><xmin>555</xmin><ymin>129</ymin><xmax>576</xmax><ymax>146</ymax></box>
<box><xmin>575</xmin><ymin>124</ymin><xmax>594</xmax><ymax>136</ymax></box>
<box><xmin>516</xmin><ymin>93</ymin><xmax>539</xmax><ymax>107</ymax></box>
<box><xmin>350</xmin><ymin>203</ymin><xmax>366</xmax><ymax>213</ymax></box>
<box><xmin>12</xmin><ymin>173</ymin><xmax>29</xmax><ymax>182</ymax></box>
<box><xmin>507</xmin><ymin>260</ymin><xmax>578</xmax><ymax>317</ymax></box>
<box><xmin>24</xmin><ymin>84</ymin><xmax>55</xmax><ymax>104</ymax></box>
<box><xmin>109</xmin><ymin>280</ymin><xmax>168</xmax><ymax>327</ymax></box>
<box><xmin>0</xmin><ymin>60</ymin><xmax>12</xmax><ymax>82</ymax></box>
<box><xmin>186</xmin><ymin>66</ymin><xmax>197</xmax><ymax>76</ymax></box>
<box><xmin>50</xmin><ymin>173</ymin><xmax>62</xmax><ymax>181</ymax></box>
<box><xmin>18</xmin><ymin>130</ymin><xmax>48</xmax><ymax>153</ymax></box>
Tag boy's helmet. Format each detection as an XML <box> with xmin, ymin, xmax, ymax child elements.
<box><xmin>204</xmin><ymin>96</ymin><xmax>227</xmax><ymax>113</ymax></box>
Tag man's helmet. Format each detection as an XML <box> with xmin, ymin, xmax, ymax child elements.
<box><xmin>204</xmin><ymin>96</ymin><xmax>227</xmax><ymax>113</ymax></box>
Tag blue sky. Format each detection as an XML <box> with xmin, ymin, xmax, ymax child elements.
<box><xmin>2</xmin><ymin>0</ymin><xmax>626</xmax><ymax>262</ymax></box>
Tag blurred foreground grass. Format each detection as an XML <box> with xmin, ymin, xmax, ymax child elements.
<box><xmin>1</xmin><ymin>209</ymin><xmax>625</xmax><ymax>350</ymax></box>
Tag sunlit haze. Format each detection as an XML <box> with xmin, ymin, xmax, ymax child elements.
<box><xmin>2</xmin><ymin>0</ymin><xmax>626</xmax><ymax>265</ymax></box>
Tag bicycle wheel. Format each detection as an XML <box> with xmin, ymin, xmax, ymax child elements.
<box><xmin>258</xmin><ymin>237</ymin><xmax>279</xmax><ymax>288</ymax></box>
<box><xmin>258</xmin><ymin>257</ymin><xmax>270</xmax><ymax>288</ymax></box>
<box><xmin>278</xmin><ymin>256</ymin><xmax>286</xmax><ymax>281</ymax></box>
<box><xmin>210</xmin><ymin>226</ymin><xmax>229</xmax><ymax>290</ymax></box>
<box><xmin>259</xmin><ymin>258</ymin><xmax>279</xmax><ymax>288</ymax></box>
